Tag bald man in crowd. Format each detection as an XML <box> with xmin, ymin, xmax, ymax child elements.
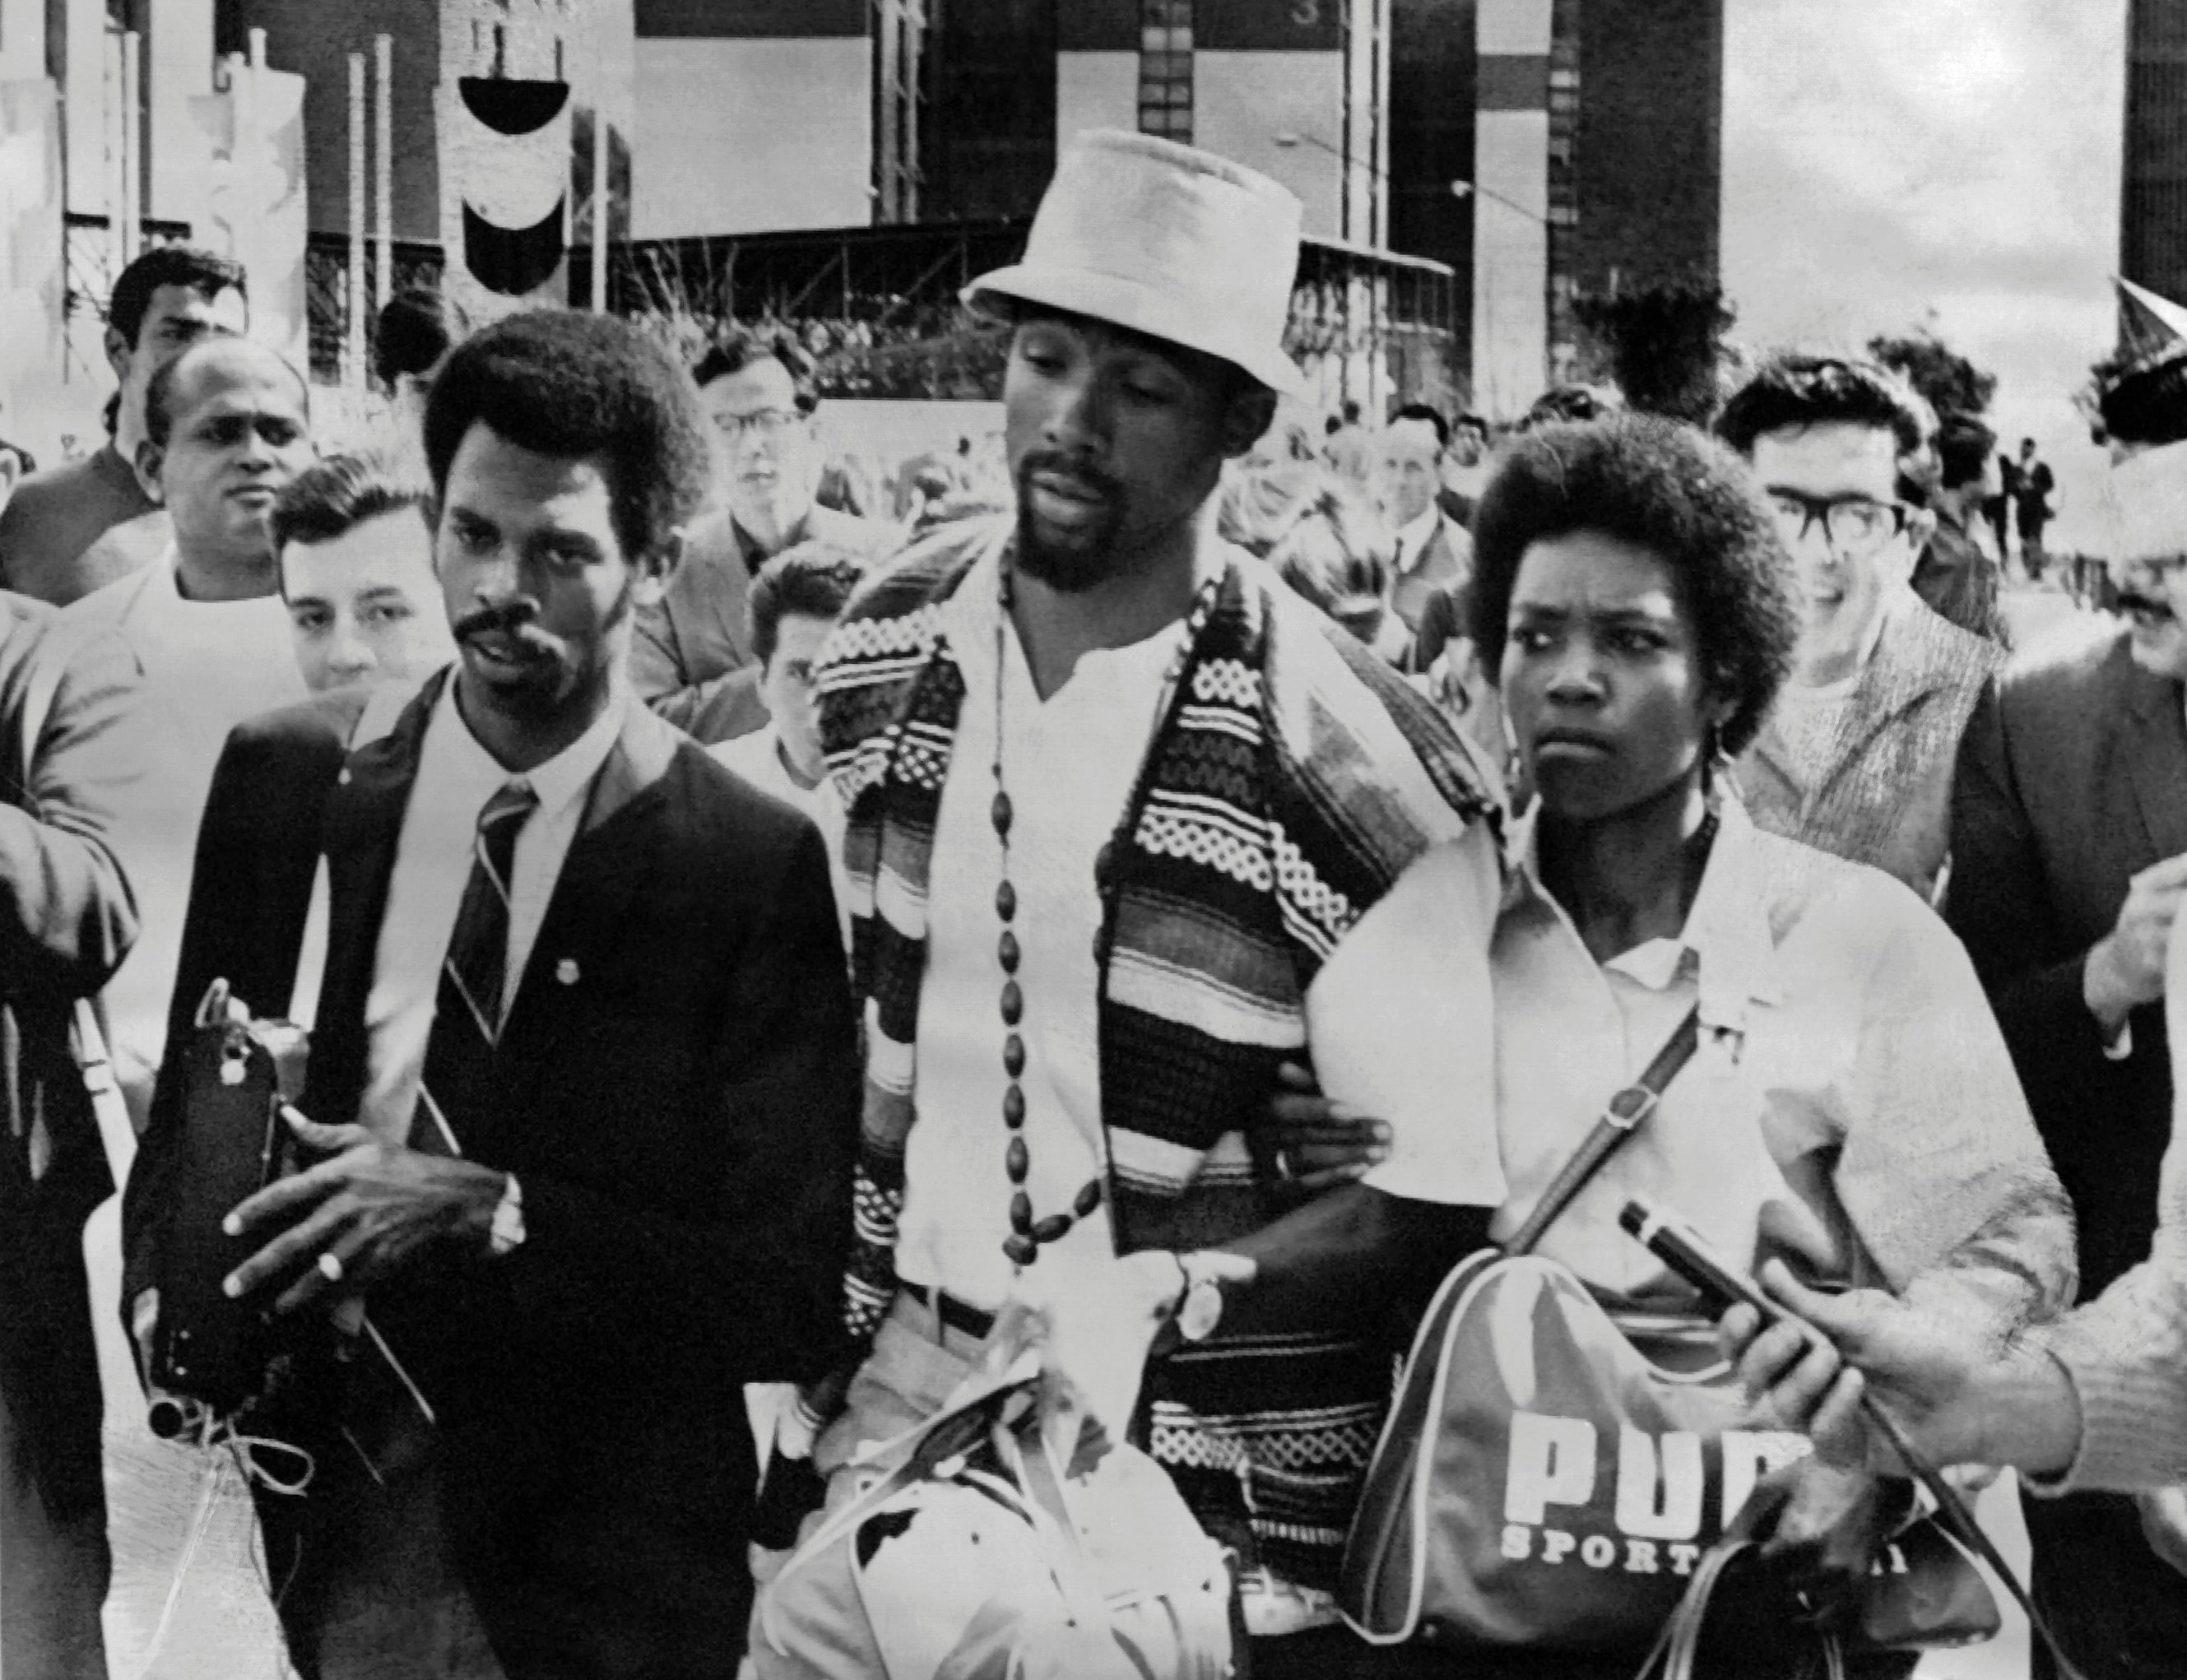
<box><xmin>53</xmin><ymin>332</ymin><xmax>317</xmax><ymax>1116</ymax></box>
<box><xmin>0</xmin><ymin>247</ymin><xmax>249</xmax><ymax>606</ymax></box>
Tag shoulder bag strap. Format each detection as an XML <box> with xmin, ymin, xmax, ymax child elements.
<box><xmin>1504</xmin><ymin>1005</ymin><xmax>1702</xmax><ymax>1258</ymax></box>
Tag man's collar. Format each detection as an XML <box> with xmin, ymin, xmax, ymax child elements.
<box><xmin>1507</xmin><ymin>794</ymin><xmax>1784</xmax><ymax>1032</ymax></box>
<box><xmin>1395</xmin><ymin>503</ymin><xmax>1442</xmax><ymax>570</ymax></box>
<box><xmin>436</xmin><ymin>671</ymin><xmax>629</xmax><ymax>824</ymax></box>
<box><xmin>729</xmin><ymin>504</ymin><xmax>814</xmax><ymax>572</ymax></box>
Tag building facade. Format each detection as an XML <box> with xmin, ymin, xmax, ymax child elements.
<box><xmin>2126</xmin><ymin>0</ymin><xmax>2187</xmax><ymax>319</ymax></box>
<box><xmin>1460</xmin><ymin>0</ymin><xmax>1722</xmax><ymax>418</ymax></box>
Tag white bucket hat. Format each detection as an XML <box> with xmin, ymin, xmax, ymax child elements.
<box><xmin>963</xmin><ymin>129</ymin><xmax>1308</xmax><ymax>400</ymax></box>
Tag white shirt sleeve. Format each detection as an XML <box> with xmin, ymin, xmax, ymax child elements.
<box><xmin>1303</xmin><ymin>823</ymin><xmax>1507</xmax><ymax>1209</ymax></box>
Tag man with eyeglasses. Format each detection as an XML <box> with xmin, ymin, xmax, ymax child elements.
<box><xmin>1716</xmin><ymin>355</ymin><xmax>2002</xmax><ymax>902</ymax></box>
<box><xmin>630</xmin><ymin>331</ymin><xmax>898</xmax><ymax>745</ymax></box>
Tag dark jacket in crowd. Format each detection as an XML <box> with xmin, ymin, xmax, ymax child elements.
<box><xmin>1945</xmin><ymin>620</ymin><xmax>2178</xmax><ymax>1294</ymax></box>
<box><xmin>1911</xmin><ymin>506</ymin><xmax>2008</xmax><ymax>646</ymax></box>
<box><xmin>630</xmin><ymin>505</ymin><xmax>898</xmax><ymax>745</ymax></box>
<box><xmin>1943</xmin><ymin>616</ymin><xmax>2187</xmax><ymax>1680</ymax></box>
<box><xmin>0</xmin><ymin>594</ymin><xmax>141</xmax><ymax>1680</ymax></box>
<box><xmin>123</xmin><ymin>670</ymin><xmax>861</xmax><ymax>1678</ymax></box>
<box><xmin>0</xmin><ymin>443</ymin><xmax>168</xmax><ymax>607</ymax></box>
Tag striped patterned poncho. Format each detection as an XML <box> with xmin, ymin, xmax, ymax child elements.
<box><xmin>814</xmin><ymin>517</ymin><xmax>1496</xmax><ymax>1587</ymax></box>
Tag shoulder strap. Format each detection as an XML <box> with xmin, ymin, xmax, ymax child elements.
<box><xmin>1503</xmin><ymin>1005</ymin><xmax>1702</xmax><ymax>1257</ymax></box>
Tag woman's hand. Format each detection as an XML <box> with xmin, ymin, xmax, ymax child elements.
<box><xmin>2139</xmin><ymin>1487</ymin><xmax>2187</xmax><ymax>1579</ymax></box>
<box><xmin>1742</xmin><ymin>1456</ymin><xmax>1909</xmax><ymax>1625</ymax></box>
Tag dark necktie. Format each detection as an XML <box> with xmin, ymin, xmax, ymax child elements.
<box><xmin>413</xmin><ymin>780</ymin><xmax>538</xmax><ymax>1158</ymax></box>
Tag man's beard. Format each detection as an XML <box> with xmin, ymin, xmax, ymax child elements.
<box><xmin>1014</xmin><ymin>451</ymin><xmax>1126</xmax><ymax>592</ymax></box>
<box><xmin>451</xmin><ymin>581</ymin><xmax>629</xmax><ymax>724</ymax></box>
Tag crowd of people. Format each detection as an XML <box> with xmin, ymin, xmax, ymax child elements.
<box><xmin>0</xmin><ymin>123</ymin><xmax>2180</xmax><ymax>1680</ymax></box>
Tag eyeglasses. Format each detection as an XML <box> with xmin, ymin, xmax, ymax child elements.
<box><xmin>711</xmin><ymin>407</ymin><xmax>806</xmax><ymax>443</ymax></box>
<box><xmin>1765</xmin><ymin>490</ymin><xmax>1912</xmax><ymax>557</ymax></box>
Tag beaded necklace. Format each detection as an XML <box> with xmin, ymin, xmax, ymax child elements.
<box><xmin>990</xmin><ymin>555</ymin><xmax>1222</xmax><ymax>1269</ymax></box>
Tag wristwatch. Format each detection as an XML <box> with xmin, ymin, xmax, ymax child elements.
<box><xmin>489</xmin><ymin>1174</ymin><xmax>527</xmax><ymax>1256</ymax></box>
<box><xmin>1173</xmin><ymin>1251</ymin><xmax>1226</xmax><ymax>1344</ymax></box>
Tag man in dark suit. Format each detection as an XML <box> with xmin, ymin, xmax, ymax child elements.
<box><xmin>122</xmin><ymin>311</ymin><xmax>860</xmax><ymax>1679</ymax></box>
<box><xmin>1944</xmin><ymin>421</ymin><xmax>2187</xmax><ymax>1679</ymax></box>
<box><xmin>629</xmin><ymin>332</ymin><xmax>897</xmax><ymax>745</ymax></box>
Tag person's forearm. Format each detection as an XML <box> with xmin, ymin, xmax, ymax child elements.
<box><xmin>1969</xmin><ymin>1344</ymin><xmax>2083</xmax><ymax>1479</ymax></box>
<box><xmin>1897</xmin><ymin>1172</ymin><xmax>2079</xmax><ymax>1338</ymax></box>
<box><xmin>1214</xmin><ymin>1186</ymin><xmax>1492</xmax><ymax>1337</ymax></box>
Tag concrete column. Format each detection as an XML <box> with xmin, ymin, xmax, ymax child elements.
<box><xmin>145</xmin><ymin>0</ymin><xmax>214</xmax><ymax>225</ymax></box>
<box><xmin>1473</xmin><ymin>0</ymin><xmax>1551</xmax><ymax>420</ymax></box>
<box><xmin>0</xmin><ymin>0</ymin><xmax>45</xmax><ymax>82</ymax></box>
<box><xmin>61</xmin><ymin>0</ymin><xmax>105</xmax><ymax>212</ymax></box>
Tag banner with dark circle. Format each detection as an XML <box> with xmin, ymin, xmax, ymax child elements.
<box><xmin>463</xmin><ymin>197</ymin><xmax>570</xmax><ymax>296</ymax></box>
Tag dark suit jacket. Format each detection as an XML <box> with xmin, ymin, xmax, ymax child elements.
<box><xmin>124</xmin><ymin>671</ymin><xmax>861</xmax><ymax>1678</ymax></box>
<box><xmin>0</xmin><ymin>444</ymin><xmax>166</xmax><ymax>606</ymax></box>
<box><xmin>1945</xmin><ymin>621</ymin><xmax>2178</xmax><ymax>1295</ymax></box>
<box><xmin>630</xmin><ymin>505</ymin><xmax>898</xmax><ymax>745</ymax></box>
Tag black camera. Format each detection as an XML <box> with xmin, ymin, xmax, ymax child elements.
<box><xmin>146</xmin><ymin>982</ymin><xmax>309</xmax><ymax>1432</ymax></box>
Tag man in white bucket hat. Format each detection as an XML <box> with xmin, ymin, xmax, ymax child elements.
<box><xmin>750</xmin><ymin>131</ymin><xmax>1508</xmax><ymax>1678</ymax></box>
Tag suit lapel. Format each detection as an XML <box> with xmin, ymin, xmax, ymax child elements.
<box><xmin>304</xmin><ymin>669</ymin><xmax>448</xmax><ymax>1125</ymax></box>
<box><xmin>2121</xmin><ymin>663</ymin><xmax>2187</xmax><ymax>866</ymax></box>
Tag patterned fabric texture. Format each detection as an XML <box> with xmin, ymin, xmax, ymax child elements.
<box><xmin>811</xmin><ymin>516</ymin><xmax>1495</xmax><ymax>1586</ymax></box>
<box><xmin>1734</xmin><ymin>591</ymin><xmax>2003</xmax><ymax>900</ymax></box>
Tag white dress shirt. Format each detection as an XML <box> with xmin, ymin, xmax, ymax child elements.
<box><xmin>894</xmin><ymin>544</ymin><xmax>1506</xmax><ymax>1312</ymax></box>
<box><xmin>358</xmin><ymin>677</ymin><xmax>625</xmax><ymax>1144</ymax></box>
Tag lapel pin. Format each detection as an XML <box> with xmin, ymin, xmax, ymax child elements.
<box><xmin>555</xmin><ymin>958</ymin><xmax>580</xmax><ymax>986</ymax></box>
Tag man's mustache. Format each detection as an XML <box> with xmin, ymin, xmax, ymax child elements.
<box><xmin>2117</xmin><ymin>590</ymin><xmax>2175</xmax><ymax>622</ymax></box>
<box><xmin>1017</xmin><ymin>450</ymin><xmax>1122</xmax><ymax>503</ymax></box>
<box><xmin>452</xmin><ymin>601</ymin><xmax>545</xmax><ymax>643</ymax></box>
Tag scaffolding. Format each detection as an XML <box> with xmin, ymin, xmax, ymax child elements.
<box><xmin>560</xmin><ymin>217</ymin><xmax>1458</xmax><ymax>406</ymax></box>
<box><xmin>59</xmin><ymin>211</ymin><xmax>195</xmax><ymax>383</ymax></box>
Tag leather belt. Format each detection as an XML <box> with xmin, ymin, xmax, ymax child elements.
<box><xmin>898</xmin><ymin>1281</ymin><xmax>996</xmax><ymax>1342</ymax></box>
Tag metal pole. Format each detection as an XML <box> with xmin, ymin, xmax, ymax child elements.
<box><xmin>119</xmin><ymin>30</ymin><xmax>142</xmax><ymax>266</ymax></box>
<box><xmin>592</xmin><ymin>96</ymin><xmax>609</xmax><ymax>311</ymax></box>
<box><xmin>375</xmin><ymin>35</ymin><xmax>393</xmax><ymax>323</ymax></box>
<box><xmin>348</xmin><ymin>51</ymin><xmax>366</xmax><ymax>392</ymax></box>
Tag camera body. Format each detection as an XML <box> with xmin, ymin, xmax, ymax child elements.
<box><xmin>146</xmin><ymin>986</ymin><xmax>309</xmax><ymax>1425</ymax></box>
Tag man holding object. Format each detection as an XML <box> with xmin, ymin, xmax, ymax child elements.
<box><xmin>122</xmin><ymin>311</ymin><xmax>860</xmax><ymax>1679</ymax></box>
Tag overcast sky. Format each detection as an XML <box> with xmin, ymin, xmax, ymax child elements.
<box><xmin>1721</xmin><ymin>0</ymin><xmax>2127</xmax><ymax>546</ymax></box>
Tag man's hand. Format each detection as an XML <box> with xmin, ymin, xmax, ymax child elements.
<box><xmin>1262</xmin><ymin>1061</ymin><xmax>1388</xmax><ymax>1192</ymax></box>
<box><xmin>2087</xmin><ymin>855</ymin><xmax>2187</xmax><ymax>1028</ymax></box>
<box><xmin>1742</xmin><ymin>1456</ymin><xmax>1907</xmax><ymax>1624</ymax></box>
<box><xmin>130</xmin><ymin>1288</ymin><xmax>159</xmax><ymax>1379</ymax></box>
<box><xmin>221</xmin><ymin>1106</ymin><xmax>508</xmax><ymax>1315</ymax></box>
<box><xmin>2139</xmin><ymin>1487</ymin><xmax>2187</xmax><ymax>1579</ymax></box>
<box><xmin>1719</xmin><ymin>1263</ymin><xmax>2001</xmax><ymax>1472</ymax></box>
